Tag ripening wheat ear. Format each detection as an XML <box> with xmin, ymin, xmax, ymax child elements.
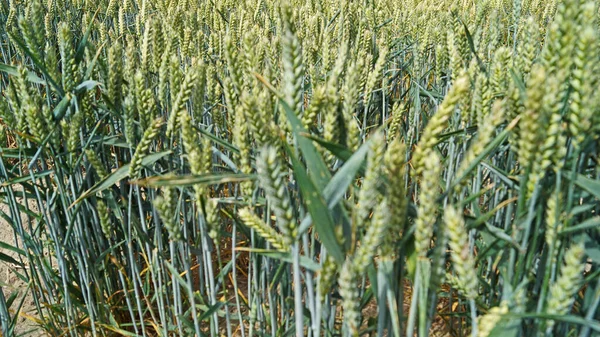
<box><xmin>317</xmin><ymin>255</ymin><xmax>338</xmax><ymax>299</ymax></box>
<box><xmin>354</xmin><ymin>199</ymin><xmax>390</xmax><ymax>274</ymax></box>
<box><xmin>517</xmin><ymin>16</ymin><xmax>540</xmax><ymax>77</ymax></box>
<box><xmin>342</xmin><ymin>58</ymin><xmax>363</xmax><ymax>151</ymax></box>
<box><xmin>381</xmin><ymin>138</ymin><xmax>408</xmax><ymax>256</ymax></box>
<box><xmin>238</xmin><ymin>208</ymin><xmax>287</xmax><ymax>252</ymax></box>
<box><xmin>97</xmin><ymin>200</ymin><xmax>111</xmax><ymax>239</ymax></box>
<box><xmin>233</xmin><ymin>105</ymin><xmax>253</xmax><ymax>196</ymax></box>
<box><xmin>107</xmin><ymin>43</ymin><xmax>124</xmax><ymax>109</ymax></box>
<box><xmin>18</xmin><ymin>2</ymin><xmax>44</xmax><ymax>62</ymax></box>
<box><xmin>242</xmin><ymin>90</ymin><xmax>270</xmax><ymax>147</ymax></box>
<box><xmin>387</xmin><ymin>102</ymin><xmax>406</xmax><ymax>142</ymax></box>
<box><xmin>415</xmin><ymin>150</ymin><xmax>442</xmax><ymax>258</ymax></box>
<box><xmin>58</xmin><ymin>21</ymin><xmax>78</xmax><ymax>92</ymax></box>
<box><xmin>454</xmin><ymin>100</ymin><xmax>504</xmax><ymax>191</ymax></box>
<box><xmin>356</xmin><ymin>132</ymin><xmax>385</xmax><ymax>226</ymax></box>
<box><xmin>281</xmin><ymin>2</ymin><xmax>304</xmax><ymax>117</ymax></box>
<box><xmin>490</xmin><ymin>47</ymin><xmax>511</xmax><ymax>96</ymax></box>
<box><xmin>518</xmin><ymin>64</ymin><xmax>546</xmax><ymax>172</ymax></box>
<box><xmin>339</xmin><ymin>259</ymin><xmax>360</xmax><ymax>337</ymax></box>
<box><xmin>363</xmin><ymin>46</ymin><xmax>388</xmax><ymax>106</ymax></box>
<box><xmin>130</xmin><ymin>117</ymin><xmax>163</xmax><ymax>180</ymax></box>
<box><xmin>445</xmin><ymin>205</ymin><xmax>479</xmax><ymax>300</ymax></box>
<box><xmin>166</xmin><ymin>67</ymin><xmax>198</xmax><ymax>138</ymax></box>
<box><xmin>85</xmin><ymin>149</ymin><xmax>108</xmax><ymax>180</ymax></box>
<box><xmin>544</xmin><ymin>189</ymin><xmax>564</xmax><ymax>267</ymax></box>
<box><xmin>155</xmin><ymin>187</ymin><xmax>181</xmax><ymax>241</ymax></box>
<box><xmin>477</xmin><ymin>303</ymin><xmax>509</xmax><ymax>337</ymax></box>
<box><xmin>256</xmin><ymin>145</ymin><xmax>297</xmax><ymax>246</ymax></box>
<box><xmin>569</xmin><ymin>5</ymin><xmax>597</xmax><ymax>149</ymax></box>
<box><xmin>413</xmin><ymin>75</ymin><xmax>469</xmax><ymax>176</ymax></box>
<box><xmin>545</xmin><ymin>242</ymin><xmax>585</xmax><ymax>333</ymax></box>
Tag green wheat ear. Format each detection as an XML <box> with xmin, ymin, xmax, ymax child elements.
<box><xmin>545</xmin><ymin>242</ymin><xmax>585</xmax><ymax>332</ymax></box>
<box><xmin>155</xmin><ymin>187</ymin><xmax>181</xmax><ymax>241</ymax></box>
<box><xmin>356</xmin><ymin>131</ymin><xmax>385</xmax><ymax>226</ymax></box>
<box><xmin>477</xmin><ymin>303</ymin><xmax>509</xmax><ymax>337</ymax></box>
<box><xmin>238</xmin><ymin>208</ymin><xmax>287</xmax><ymax>252</ymax></box>
<box><xmin>130</xmin><ymin>117</ymin><xmax>163</xmax><ymax>180</ymax></box>
<box><xmin>445</xmin><ymin>205</ymin><xmax>479</xmax><ymax>300</ymax></box>
<box><xmin>415</xmin><ymin>150</ymin><xmax>442</xmax><ymax>258</ymax></box>
<box><xmin>97</xmin><ymin>200</ymin><xmax>112</xmax><ymax>240</ymax></box>
<box><xmin>256</xmin><ymin>145</ymin><xmax>297</xmax><ymax>246</ymax></box>
<box><xmin>413</xmin><ymin>75</ymin><xmax>469</xmax><ymax>176</ymax></box>
<box><xmin>339</xmin><ymin>259</ymin><xmax>360</xmax><ymax>337</ymax></box>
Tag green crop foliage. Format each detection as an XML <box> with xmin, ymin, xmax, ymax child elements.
<box><xmin>0</xmin><ymin>0</ymin><xmax>599</xmax><ymax>336</ymax></box>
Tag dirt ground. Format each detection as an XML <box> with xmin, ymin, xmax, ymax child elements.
<box><xmin>0</xmin><ymin>188</ymin><xmax>43</xmax><ymax>336</ymax></box>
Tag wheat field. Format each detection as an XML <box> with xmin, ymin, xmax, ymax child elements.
<box><xmin>0</xmin><ymin>0</ymin><xmax>599</xmax><ymax>336</ymax></box>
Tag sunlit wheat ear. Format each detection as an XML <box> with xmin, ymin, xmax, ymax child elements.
<box><xmin>357</xmin><ymin>132</ymin><xmax>385</xmax><ymax>226</ymax></box>
<box><xmin>454</xmin><ymin>100</ymin><xmax>504</xmax><ymax>191</ymax></box>
<box><xmin>233</xmin><ymin>105</ymin><xmax>253</xmax><ymax>196</ymax></box>
<box><xmin>544</xmin><ymin>189</ymin><xmax>564</xmax><ymax>264</ymax></box>
<box><xmin>317</xmin><ymin>255</ymin><xmax>338</xmax><ymax>299</ymax></box>
<box><xmin>18</xmin><ymin>3</ymin><xmax>43</xmax><ymax>62</ymax></box>
<box><xmin>387</xmin><ymin>102</ymin><xmax>406</xmax><ymax>142</ymax></box>
<box><xmin>382</xmin><ymin>138</ymin><xmax>407</xmax><ymax>255</ymax></box>
<box><xmin>168</xmin><ymin>54</ymin><xmax>182</xmax><ymax>104</ymax></box>
<box><xmin>322</xmin><ymin>84</ymin><xmax>341</xmax><ymax>166</ymax></box>
<box><xmin>413</xmin><ymin>75</ymin><xmax>468</xmax><ymax>176</ymax></box>
<box><xmin>44</xmin><ymin>41</ymin><xmax>60</xmax><ymax>84</ymax></box>
<box><xmin>6</xmin><ymin>0</ymin><xmax>17</xmax><ymax>28</ymax></box>
<box><xmin>256</xmin><ymin>146</ymin><xmax>297</xmax><ymax>246</ymax></box>
<box><xmin>14</xmin><ymin>66</ymin><xmax>33</xmax><ymax>109</ymax></box>
<box><xmin>448</xmin><ymin>31</ymin><xmax>463</xmax><ymax>80</ymax></box>
<box><xmin>339</xmin><ymin>260</ymin><xmax>360</xmax><ymax>337</ymax></box>
<box><xmin>541</xmin><ymin>0</ymin><xmax>578</xmax><ymax>76</ymax></box>
<box><xmin>517</xmin><ymin>16</ymin><xmax>539</xmax><ymax>77</ymax></box>
<box><xmin>179</xmin><ymin>112</ymin><xmax>202</xmax><ymax>173</ymax></box>
<box><xmin>130</xmin><ymin>117</ymin><xmax>163</xmax><ymax>180</ymax></box>
<box><xmin>363</xmin><ymin>46</ymin><xmax>388</xmax><ymax>104</ymax></box>
<box><xmin>569</xmin><ymin>12</ymin><xmax>597</xmax><ymax>149</ymax></box>
<box><xmin>415</xmin><ymin>150</ymin><xmax>441</xmax><ymax>258</ymax></box>
<box><xmin>5</xmin><ymin>81</ymin><xmax>24</xmax><ymax>132</ymax></box>
<box><xmin>133</xmin><ymin>71</ymin><xmax>148</xmax><ymax>130</ymax></box>
<box><xmin>0</xmin><ymin>99</ymin><xmax>15</xmax><ymax>131</ymax></box>
<box><xmin>435</xmin><ymin>30</ymin><xmax>449</xmax><ymax>78</ymax></box>
<box><xmin>224</xmin><ymin>33</ymin><xmax>244</xmax><ymax>95</ymax></box>
<box><xmin>28</xmin><ymin>0</ymin><xmax>44</xmax><ymax>48</ymax></box>
<box><xmin>242</xmin><ymin>90</ymin><xmax>269</xmax><ymax>147</ymax></box>
<box><xmin>238</xmin><ymin>208</ymin><xmax>287</xmax><ymax>252</ymax></box>
<box><xmin>525</xmin><ymin>73</ymin><xmax>560</xmax><ymax>198</ymax></box>
<box><xmin>155</xmin><ymin>187</ymin><xmax>181</xmax><ymax>241</ymax></box>
<box><xmin>354</xmin><ymin>186</ymin><xmax>387</xmax><ymax>258</ymax></box>
<box><xmin>107</xmin><ymin>43</ymin><xmax>124</xmax><ymax>109</ymax></box>
<box><xmin>21</xmin><ymin>73</ymin><xmax>45</xmax><ymax>140</ymax></box>
<box><xmin>166</xmin><ymin>67</ymin><xmax>198</xmax><ymax>138</ymax></box>
<box><xmin>67</xmin><ymin>110</ymin><xmax>83</xmax><ymax>153</ymax></box>
<box><xmin>85</xmin><ymin>149</ymin><xmax>107</xmax><ymax>180</ymax></box>
<box><xmin>205</xmin><ymin>199</ymin><xmax>221</xmax><ymax>244</ymax></box>
<box><xmin>477</xmin><ymin>303</ymin><xmax>508</xmax><ymax>337</ymax></box>
<box><xmin>342</xmin><ymin>58</ymin><xmax>362</xmax><ymax>151</ymax></box>
<box><xmin>539</xmin><ymin>74</ymin><xmax>566</xmax><ymax>172</ymax></box>
<box><xmin>518</xmin><ymin>64</ymin><xmax>546</xmax><ymax>171</ymax></box>
<box><xmin>490</xmin><ymin>47</ymin><xmax>511</xmax><ymax>96</ymax></box>
<box><xmin>545</xmin><ymin>242</ymin><xmax>585</xmax><ymax>332</ymax></box>
<box><xmin>445</xmin><ymin>205</ymin><xmax>478</xmax><ymax>300</ymax></box>
<box><xmin>58</xmin><ymin>21</ymin><xmax>78</xmax><ymax>92</ymax></box>
<box><xmin>281</xmin><ymin>2</ymin><xmax>304</xmax><ymax>117</ymax></box>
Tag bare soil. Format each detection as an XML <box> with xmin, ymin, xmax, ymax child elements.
<box><xmin>0</xmin><ymin>187</ymin><xmax>43</xmax><ymax>336</ymax></box>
